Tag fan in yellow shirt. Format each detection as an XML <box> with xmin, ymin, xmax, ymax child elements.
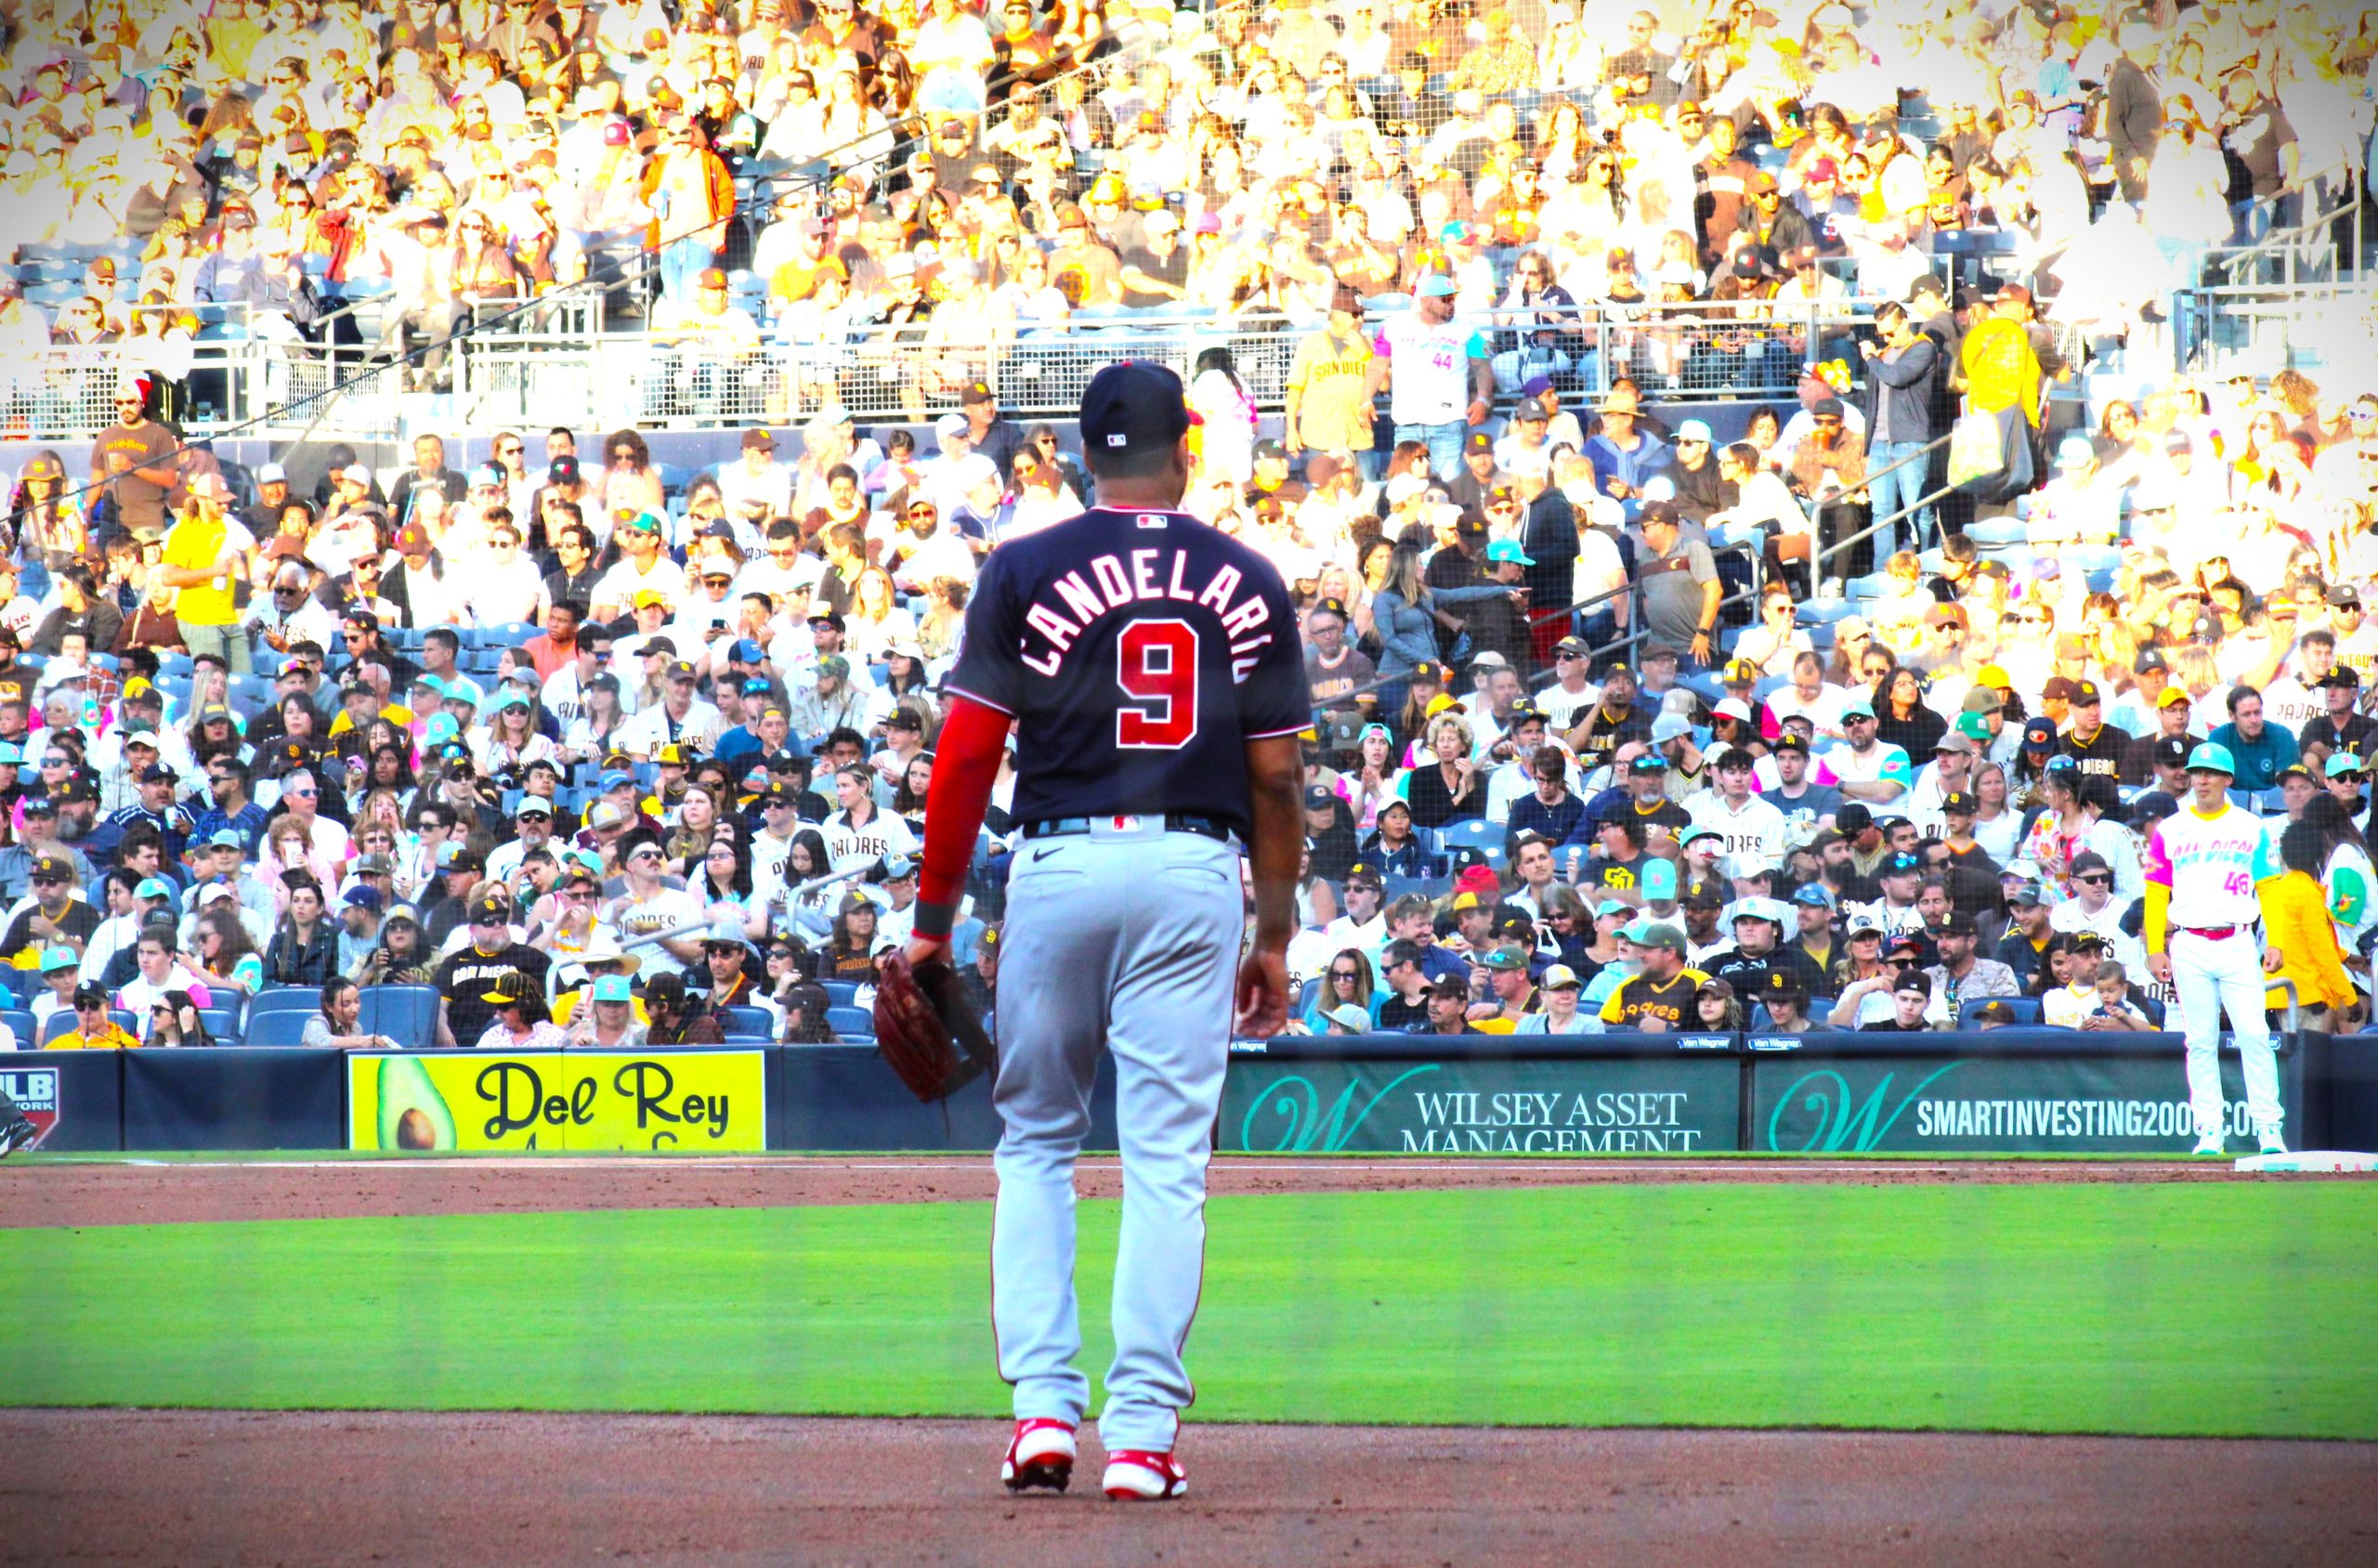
<box><xmin>46</xmin><ymin>985</ymin><xmax>141</xmax><ymax>1050</ymax></box>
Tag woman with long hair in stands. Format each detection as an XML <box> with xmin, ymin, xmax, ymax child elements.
<box><xmin>561</xmin><ymin>673</ymin><xmax>629</xmax><ymax>764</ymax></box>
<box><xmin>824</xmin><ymin>891</ymin><xmax>886</xmax><ymax>982</ymax></box>
<box><xmin>145</xmin><ymin>991</ymin><xmax>215</xmax><ymax>1049</ymax></box>
<box><xmin>304</xmin><ymin>977</ymin><xmax>399</xmax><ymax>1050</ymax></box>
<box><xmin>1875</xmin><ymin>664</ymin><xmax>1945</xmax><ymax>758</ymax></box>
<box><xmin>1693</xmin><ymin>976</ymin><xmax>1745</xmax><ymax>1031</ymax></box>
<box><xmin>764</xmin><ymin>939</ymin><xmax>835</xmax><ymax>1043</ymax></box>
<box><xmin>189</xmin><ymin>907</ymin><xmax>265</xmax><ymax>999</ymax></box>
<box><xmin>591</xmin><ymin>427</ymin><xmax>662</xmax><ymax>522</ymax></box>
<box><xmin>658</xmin><ymin>783</ymin><xmax>719</xmax><ymax>876</ymax></box>
<box><xmin>688</xmin><ymin>830</ymin><xmax>769</xmax><ymax>944</ymax></box>
<box><xmin>844</xmin><ymin>566</ymin><xmax>918</xmax><ymax>664</ymax></box>
<box><xmin>1349</xmin><ymin>536</ymin><xmax>1395</xmax><ymax>654</ymax></box>
<box><xmin>1303</xmin><ymin>946</ymin><xmax>1378</xmax><ymax>1030</ymax></box>
<box><xmin>1369</xmin><ymin>538</ymin><xmax>1445</xmax><ymax>725</ymax></box>
<box><xmin>7</xmin><ymin>451</ymin><xmax>87</xmax><ymax>569</ymax></box>
<box><xmin>776</xmin><ymin>828</ymin><xmax>841</xmax><ymax>946</ymax></box>
<box><xmin>892</xmin><ymin>751</ymin><xmax>934</xmax><ymax>832</ymax></box>
<box><xmin>1969</xmin><ymin>761</ymin><xmax>2022</xmax><ymax>864</ymax></box>
<box><xmin>2301</xmin><ymin>792</ymin><xmax>2378</xmax><ymax>966</ymax></box>
<box><xmin>471</xmin><ymin>691</ymin><xmax>556</xmax><ymax>776</ymax></box>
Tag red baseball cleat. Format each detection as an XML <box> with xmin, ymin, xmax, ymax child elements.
<box><xmin>1102</xmin><ymin>1449</ymin><xmax>1187</xmax><ymax>1501</ymax></box>
<box><xmin>1001</xmin><ymin>1418</ymin><xmax>1076</xmax><ymax>1492</ymax></box>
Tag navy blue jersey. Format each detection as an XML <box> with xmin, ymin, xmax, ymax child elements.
<box><xmin>946</xmin><ymin>507</ymin><xmax>1310</xmax><ymax>833</ymax></box>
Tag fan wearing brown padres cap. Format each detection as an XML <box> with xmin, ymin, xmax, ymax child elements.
<box><xmin>0</xmin><ymin>854</ymin><xmax>100</xmax><ymax>968</ymax></box>
<box><xmin>431</xmin><ymin>894</ymin><xmax>551</xmax><ymax>1048</ymax></box>
<box><xmin>902</xmin><ymin>360</ymin><xmax>1309</xmax><ymax>1502</ymax></box>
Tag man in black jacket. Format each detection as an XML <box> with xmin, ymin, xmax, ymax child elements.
<box><xmin>1860</xmin><ymin>301</ymin><xmax>1940</xmax><ymax>555</ymax></box>
<box><xmin>2104</xmin><ymin>24</ymin><xmax>2163</xmax><ymax>204</ymax></box>
<box><xmin>1519</xmin><ymin>467</ymin><xmax>1576</xmax><ymax>628</ymax></box>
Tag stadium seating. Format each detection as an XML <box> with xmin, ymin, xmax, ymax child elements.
<box><xmin>358</xmin><ymin>987</ymin><xmax>441</xmax><ymax>1047</ymax></box>
<box><xmin>242</xmin><ymin>1012</ymin><xmax>315</xmax><ymax>1048</ymax></box>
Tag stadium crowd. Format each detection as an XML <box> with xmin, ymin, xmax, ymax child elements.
<box><xmin>0</xmin><ymin>0</ymin><xmax>2375</xmax><ymax>1084</ymax></box>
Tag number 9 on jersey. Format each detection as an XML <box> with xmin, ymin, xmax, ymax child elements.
<box><xmin>1116</xmin><ymin>620</ymin><xmax>1199</xmax><ymax>750</ymax></box>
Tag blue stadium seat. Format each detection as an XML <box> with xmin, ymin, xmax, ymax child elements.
<box><xmin>821</xmin><ymin>981</ymin><xmax>860</xmax><ymax>1007</ymax></box>
<box><xmin>248</xmin><ymin>987</ymin><xmax>321</xmax><ymax>1014</ymax></box>
<box><xmin>197</xmin><ymin>1007</ymin><xmax>242</xmax><ymax>1044</ymax></box>
<box><xmin>827</xmin><ymin>1004</ymin><xmax>873</xmax><ymax>1039</ymax></box>
<box><xmin>1</xmin><ymin>1009</ymin><xmax>35</xmax><ymax>1049</ymax></box>
<box><xmin>721</xmin><ymin>1005</ymin><xmax>773</xmax><ymax>1038</ymax></box>
<box><xmin>358</xmin><ymin>985</ymin><xmax>440</xmax><ymax>1046</ymax></box>
<box><xmin>40</xmin><ymin>1009</ymin><xmax>140</xmax><ymax>1045</ymax></box>
<box><xmin>1966</xmin><ymin>518</ymin><xmax>2030</xmax><ymax>546</ymax></box>
<box><xmin>243</xmin><ymin>1011</ymin><xmax>314</xmax><ymax>1047</ymax></box>
<box><xmin>1439</xmin><ymin>819</ymin><xmax>1505</xmax><ymax>863</ymax></box>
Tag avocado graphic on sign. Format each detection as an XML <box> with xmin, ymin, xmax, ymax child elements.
<box><xmin>376</xmin><ymin>1054</ymin><xmax>457</xmax><ymax>1151</ymax></box>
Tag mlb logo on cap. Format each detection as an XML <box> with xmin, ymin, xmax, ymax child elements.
<box><xmin>1080</xmin><ymin>361</ymin><xmax>1190</xmax><ymax>454</ymax></box>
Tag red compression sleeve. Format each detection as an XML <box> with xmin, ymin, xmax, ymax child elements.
<box><xmin>911</xmin><ymin>694</ymin><xmax>1012</xmax><ymax>942</ymax></box>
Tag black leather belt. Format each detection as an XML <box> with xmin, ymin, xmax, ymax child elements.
<box><xmin>1022</xmin><ymin>814</ymin><xmax>1235</xmax><ymax>843</ymax></box>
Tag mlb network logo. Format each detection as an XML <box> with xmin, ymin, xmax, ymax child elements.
<box><xmin>0</xmin><ymin>1066</ymin><xmax>58</xmax><ymax>1150</ymax></box>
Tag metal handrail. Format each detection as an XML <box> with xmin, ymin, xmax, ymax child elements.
<box><xmin>1300</xmin><ymin>535</ymin><xmax>1766</xmax><ymax>728</ymax></box>
<box><xmin>1532</xmin><ymin>542</ymin><xmax>1769</xmax><ymax>688</ymax></box>
<box><xmin>2196</xmin><ymin>158</ymin><xmax>2367</xmax><ymax>290</ymax></box>
<box><xmin>1807</xmin><ymin>429</ymin><xmax>1959</xmax><ymax>586</ymax></box>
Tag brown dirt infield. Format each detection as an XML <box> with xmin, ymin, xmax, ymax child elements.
<box><xmin>5</xmin><ymin>1408</ymin><xmax>2372</xmax><ymax>1567</ymax></box>
<box><xmin>5</xmin><ymin>1155</ymin><xmax>2368</xmax><ymax>1566</ymax></box>
<box><xmin>0</xmin><ymin>1152</ymin><xmax>2267</xmax><ymax>1230</ymax></box>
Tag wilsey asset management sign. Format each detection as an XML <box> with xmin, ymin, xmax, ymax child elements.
<box><xmin>1221</xmin><ymin>1054</ymin><xmax>1740</xmax><ymax>1155</ymax></box>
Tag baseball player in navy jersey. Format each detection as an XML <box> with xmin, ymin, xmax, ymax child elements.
<box><xmin>904</xmin><ymin>362</ymin><xmax>1309</xmax><ymax>1501</ymax></box>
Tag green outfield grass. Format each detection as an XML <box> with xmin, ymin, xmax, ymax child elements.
<box><xmin>4</xmin><ymin>1183</ymin><xmax>2373</xmax><ymax>1438</ymax></box>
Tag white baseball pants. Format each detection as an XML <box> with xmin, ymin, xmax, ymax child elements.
<box><xmin>2169</xmin><ymin>928</ymin><xmax>2283</xmax><ymax>1143</ymax></box>
<box><xmin>989</xmin><ymin>821</ymin><xmax>1242</xmax><ymax>1454</ymax></box>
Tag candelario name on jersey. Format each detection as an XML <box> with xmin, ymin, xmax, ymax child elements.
<box><xmin>1016</xmin><ymin>546</ymin><xmax>1277</xmax><ymax>679</ymax></box>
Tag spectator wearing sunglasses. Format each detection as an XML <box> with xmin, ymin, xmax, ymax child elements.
<box><xmin>0</xmin><ymin>854</ymin><xmax>101</xmax><ymax>968</ymax></box>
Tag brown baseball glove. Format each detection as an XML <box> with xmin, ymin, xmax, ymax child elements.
<box><xmin>873</xmin><ymin>950</ymin><xmax>995</xmax><ymax>1103</ymax></box>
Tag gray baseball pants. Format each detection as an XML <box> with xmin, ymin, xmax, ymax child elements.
<box><xmin>990</xmin><ymin>818</ymin><xmax>1242</xmax><ymax>1454</ymax></box>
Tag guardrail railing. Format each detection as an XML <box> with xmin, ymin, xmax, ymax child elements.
<box><xmin>440</xmin><ymin>298</ymin><xmax>1885</xmax><ymax>430</ymax></box>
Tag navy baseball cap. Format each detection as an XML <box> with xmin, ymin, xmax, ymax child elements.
<box><xmin>1080</xmin><ymin>361</ymin><xmax>1190</xmax><ymax>455</ymax></box>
